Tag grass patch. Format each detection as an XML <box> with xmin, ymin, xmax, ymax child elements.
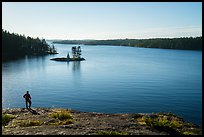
<box><xmin>182</xmin><ymin>131</ymin><xmax>196</xmax><ymax>135</ymax></box>
<box><xmin>96</xmin><ymin>131</ymin><xmax>130</xmax><ymax>135</ymax></box>
<box><xmin>49</xmin><ymin>119</ymin><xmax>73</xmax><ymax>125</ymax></box>
<box><xmin>2</xmin><ymin>114</ymin><xmax>15</xmax><ymax>126</ymax></box>
<box><xmin>48</xmin><ymin>110</ymin><xmax>73</xmax><ymax>125</ymax></box>
<box><xmin>49</xmin><ymin>110</ymin><xmax>73</xmax><ymax>120</ymax></box>
<box><xmin>136</xmin><ymin>113</ymin><xmax>201</xmax><ymax>135</ymax></box>
<box><xmin>18</xmin><ymin>120</ymin><xmax>43</xmax><ymax>127</ymax></box>
<box><xmin>144</xmin><ymin>115</ymin><xmax>181</xmax><ymax>135</ymax></box>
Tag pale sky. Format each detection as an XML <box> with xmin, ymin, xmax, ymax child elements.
<box><xmin>2</xmin><ymin>2</ymin><xmax>202</xmax><ymax>40</ymax></box>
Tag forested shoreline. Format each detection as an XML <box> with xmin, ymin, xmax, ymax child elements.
<box><xmin>2</xmin><ymin>29</ymin><xmax>202</xmax><ymax>62</ymax></box>
<box><xmin>2</xmin><ymin>29</ymin><xmax>58</xmax><ymax>61</ymax></box>
<box><xmin>53</xmin><ymin>37</ymin><xmax>202</xmax><ymax>51</ymax></box>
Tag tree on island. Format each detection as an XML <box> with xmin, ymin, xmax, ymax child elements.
<box><xmin>48</xmin><ymin>43</ymin><xmax>57</xmax><ymax>54</ymax></box>
<box><xmin>72</xmin><ymin>46</ymin><xmax>82</xmax><ymax>59</ymax></box>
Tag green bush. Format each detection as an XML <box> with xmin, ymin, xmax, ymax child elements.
<box><xmin>2</xmin><ymin>114</ymin><xmax>15</xmax><ymax>126</ymax></box>
<box><xmin>18</xmin><ymin>120</ymin><xmax>42</xmax><ymax>127</ymax></box>
<box><xmin>48</xmin><ymin>110</ymin><xmax>73</xmax><ymax>125</ymax></box>
<box><xmin>49</xmin><ymin>110</ymin><xmax>73</xmax><ymax>120</ymax></box>
<box><xmin>49</xmin><ymin>119</ymin><xmax>73</xmax><ymax>125</ymax></box>
<box><xmin>136</xmin><ymin>113</ymin><xmax>201</xmax><ymax>135</ymax></box>
<box><xmin>143</xmin><ymin>115</ymin><xmax>181</xmax><ymax>134</ymax></box>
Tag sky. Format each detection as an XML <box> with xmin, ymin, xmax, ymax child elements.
<box><xmin>2</xmin><ymin>2</ymin><xmax>202</xmax><ymax>40</ymax></box>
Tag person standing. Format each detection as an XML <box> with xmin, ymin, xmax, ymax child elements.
<box><xmin>23</xmin><ymin>91</ymin><xmax>32</xmax><ymax>109</ymax></box>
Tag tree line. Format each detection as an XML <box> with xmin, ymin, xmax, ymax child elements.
<box><xmin>2</xmin><ymin>29</ymin><xmax>57</xmax><ymax>61</ymax></box>
<box><xmin>53</xmin><ymin>37</ymin><xmax>202</xmax><ymax>51</ymax></box>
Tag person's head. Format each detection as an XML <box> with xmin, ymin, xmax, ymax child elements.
<box><xmin>26</xmin><ymin>91</ymin><xmax>29</xmax><ymax>94</ymax></box>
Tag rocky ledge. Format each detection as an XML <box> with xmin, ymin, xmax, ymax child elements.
<box><xmin>2</xmin><ymin>108</ymin><xmax>202</xmax><ymax>135</ymax></box>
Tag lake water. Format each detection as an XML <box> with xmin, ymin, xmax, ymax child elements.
<box><xmin>2</xmin><ymin>43</ymin><xmax>202</xmax><ymax>125</ymax></box>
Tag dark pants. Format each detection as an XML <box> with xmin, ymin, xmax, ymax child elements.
<box><xmin>25</xmin><ymin>99</ymin><xmax>31</xmax><ymax>108</ymax></box>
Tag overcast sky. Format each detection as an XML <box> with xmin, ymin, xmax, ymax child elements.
<box><xmin>2</xmin><ymin>2</ymin><xmax>202</xmax><ymax>40</ymax></box>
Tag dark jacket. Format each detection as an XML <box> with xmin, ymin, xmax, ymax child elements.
<box><xmin>23</xmin><ymin>93</ymin><xmax>31</xmax><ymax>101</ymax></box>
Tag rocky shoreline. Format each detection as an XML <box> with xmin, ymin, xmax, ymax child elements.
<box><xmin>2</xmin><ymin>108</ymin><xmax>202</xmax><ymax>135</ymax></box>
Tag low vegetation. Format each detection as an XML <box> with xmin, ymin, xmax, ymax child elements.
<box><xmin>2</xmin><ymin>108</ymin><xmax>202</xmax><ymax>135</ymax></box>
<box><xmin>48</xmin><ymin>110</ymin><xmax>73</xmax><ymax>125</ymax></box>
<box><xmin>2</xmin><ymin>114</ymin><xmax>15</xmax><ymax>126</ymax></box>
<box><xmin>135</xmin><ymin>112</ymin><xmax>201</xmax><ymax>135</ymax></box>
<box><xmin>17</xmin><ymin>120</ymin><xmax>43</xmax><ymax>127</ymax></box>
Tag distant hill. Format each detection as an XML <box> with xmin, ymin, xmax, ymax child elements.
<box><xmin>53</xmin><ymin>37</ymin><xmax>202</xmax><ymax>51</ymax></box>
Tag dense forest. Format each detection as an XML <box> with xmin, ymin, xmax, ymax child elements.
<box><xmin>53</xmin><ymin>37</ymin><xmax>202</xmax><ymax>51</ymax></box>
<box><xmin>2</xmin><ymin>29</ymin><xmax>58</xmax><ymax>61</ymax></box>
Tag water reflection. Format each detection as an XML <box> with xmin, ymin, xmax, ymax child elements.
<box><xmin>67</xmin><ymin>61</ymin><xmax>82</xmax><ymax>85</ymax></box>
<box><xmin>24</xmin><ymin>55</ymin><xmax>46</xmax><ymax>71</ymax></box>
<box><xmin>73</xmin><ymin>61</ymin><xmax>81</xmax><ymax>72</ymax></box>
<box><xmin>67</xmin><ymin>61</ymin><xmax>81</xmax><ymax>73</ymax></box>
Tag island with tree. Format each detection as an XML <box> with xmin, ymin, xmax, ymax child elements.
<box><xmin>50</xmin><ymin>46</ymin><xmax>85</xmax><ymax>62</ymax></box>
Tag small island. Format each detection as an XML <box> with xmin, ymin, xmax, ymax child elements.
<box><xmin>50</xmin><ymin>46</ymin><xmax>85</xmax><ymax>62</ymax></box>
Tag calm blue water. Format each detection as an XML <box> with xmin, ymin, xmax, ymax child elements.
<box><xmin>2</xmin><ymin>43</ymin><xmax>202</xmax><ymax>125</ymax></box>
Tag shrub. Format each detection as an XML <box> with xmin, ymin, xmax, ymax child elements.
<box><xmin>49</xmin><ymin>110</ymin><xmax>73</xmax><ymax>120</ymax></box>
<box><xmin>18</xmin><ymin>120</ymin><xmax>42</xmax><ymax>127</ymax></box>
<box><xmin>48</xmin><ymin>110</ymin><xmax>73</xmax><ymax>125</ymax></box>
<box><xmin>135</xmin><ymin>113</ymin><xmax>201</xmax><ymax>135</ymax></box>
<box><xmin>143</xmin><ymin>115</ymin><xmax>181</xmax><ymax>134</ymax></box>
<box><xmin>2</xmin><ymin>114</ymin><xmax>15</xmax><ymax>126</ymax></box>
<box><xmin>49</xmin><ymin>119</ymin><xmax>73</xmax><ymax>125</ymax></box>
